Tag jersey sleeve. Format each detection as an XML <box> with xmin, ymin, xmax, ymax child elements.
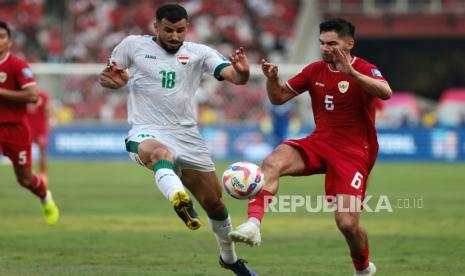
<box><xmin>110</xmin><ymin>35</ymin><xmax>134</xmax><ymax>69</ymax></box>
<box><xmin>285</xmin><ymin>64</ymin><xmax>312</xmax><ymax>95</ymax></box>
<box><xmin>15</xmin><ymin>59</ymin><xmax>36</xmax><ymax>89</ymax></box>
<box><xmin>202</xmin><ymin>46</ymin><xmax>231</xmax><ymax>81</ymax></box>
<box><xmin>358</xmin><ymin>62</ymin><xmax>386</xmax><ymax>82</ymax></box>
<box><xmin>40</xmin><ymin>91</ymin><xmax>49</xmax><ymax>104</ymax></box>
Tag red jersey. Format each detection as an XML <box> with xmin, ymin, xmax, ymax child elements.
<box><xmin>286</xmin><ymin>57</ymin><xmax>386</xmax><ymax>164</ymax></box>
<box><xmin>27</xmin><ymin>91</ymin><xmax>49</xmax><ymax>135</ymax></box>
<box><xmin>0</xmin><ymin>53</ymin><xmax>36</xmax><ymax>124</ymax></box>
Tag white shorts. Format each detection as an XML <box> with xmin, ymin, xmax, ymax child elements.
<box><xmin>125</xmin><ymin>125</ymin><xmax>215</xmax><ymax>172</ymax></box>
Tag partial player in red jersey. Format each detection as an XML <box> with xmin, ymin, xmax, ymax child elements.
<box><xmin>0</xmin><ymin>21</ymin><xmax>59</xmax><ymax>225</ymax></box>
<box><xmin>229</xmin><ymin>18</ymin><xmax>392</xmax><ymax>275</ymax></box>
<box><xmin>26</xmin><ymin>90</ymin><xmax>52</xmax><ymax>180</ymax></box>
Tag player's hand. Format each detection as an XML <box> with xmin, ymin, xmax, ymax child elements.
<box><xmin>330</xmin><ymin>47</ymin><xmax>354</xmax><ymax>76</ymax></box>
<box><xmin>261</xmin><ymin>59</ymin><xmax>278</xmax><ymax>80</ymax></box>
<box><xmin>229</xmin><ymin>47</ymin><xmax>250</xmax><ymax>76</ymax></box>
<box><xmin>99</xmin><ymin>61</ymin><xmax>129</xmax><ymax>89</ymax></box>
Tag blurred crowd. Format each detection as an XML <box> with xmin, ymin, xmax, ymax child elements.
<box><xmin>2</xmin><ymin>0</ymin><xmax>299</xmax><ymax>125</ymax></box>
<box><xmin>2</xmin><ymin>0</ymin><xmax>465</xmax><ymax>128</ymax></box>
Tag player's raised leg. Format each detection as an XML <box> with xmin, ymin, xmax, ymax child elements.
<box><xmin>334</xmin><ymin>194</ymin><xmax>376</xmax><ymax>276</ymax></box>
<box><xmin>136</xmin><ymin>139</ymin><xmax>200</xmax><ymax>230</ymax></box>
<box><xmin>181</xmin><ymin>169</ymin><xmax>256</xmax><ymax>276</ymax></box>
<box><xmin>229</xmin><ymin>144</ymin><xmax>306</xmax><ymax>246</ymax></box>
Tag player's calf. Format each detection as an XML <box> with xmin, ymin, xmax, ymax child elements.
<box><xmin>15</xmin><ymin>169</ymin><xmax>47</xmax><ymax>199</ymax></box>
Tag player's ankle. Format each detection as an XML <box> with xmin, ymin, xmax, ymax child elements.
<box><xmin>40</xmin><ymin>191</ymin><xmax>52</xmax><ymax>205</ymax></box>
<box><xmin>248</xmin><ymin>217</ymin><xmax>261</xmax><ymax>227</ymax></box>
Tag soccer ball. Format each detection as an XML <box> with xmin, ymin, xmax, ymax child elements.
<box><xmin>222</xmin><ymin>161</ymin><xmax>265</xmax><ymax>200</ymax></box>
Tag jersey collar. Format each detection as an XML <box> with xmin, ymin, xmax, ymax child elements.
<box><xmin>0</xmin><ymin>52</ymin><xmax>10</xmax><ymax>65</ymax></box>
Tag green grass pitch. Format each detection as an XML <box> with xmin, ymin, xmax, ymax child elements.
<box><xmin>1</xmin><ymin>161</ymin><xmax>464</xmax><ymax>275</ymax></box>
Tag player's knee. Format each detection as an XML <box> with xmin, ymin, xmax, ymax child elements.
<box><xmin>336</xmin><ymin>216</ymin><xmax>358</xmax><ymax>234</ymax></box>
<box><xmin>150</xmin><ymin>147</ymin><xmax>174</xmax><ymax>163</ymax></box>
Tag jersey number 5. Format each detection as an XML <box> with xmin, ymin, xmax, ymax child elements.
<box><xmin>160</xmin><ymin>70</ymin><xmax>176</xmax><ymax>89</ymax></box>
<box><xmin>18</xmin><ymin>150</ymin><xmax>27</xmax><ymax>165</ymax></box>
<box><xmin>325</xmin><ymin>95</ymin><xmax>334</xmax><ymax>111</ymax></box>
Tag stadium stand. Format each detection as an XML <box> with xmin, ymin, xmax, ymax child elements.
<box><xmin>2</xmin><ymin>0</ymin><xmax>465</xmax><ymax>127</ymax></box>
<box><xmin>437</xmin><ymin>88</ymin><xmax>465</xmax><ymax>127</ymax></box>
<box><xmin>377</xmin><ymin>92</ymin><xmax>421</xmax><ymax>128</ymax></box>
<box><xmin>3</xmin><ymin>0</ymin><xmax>300</xmax><ymax>123</ymax></box>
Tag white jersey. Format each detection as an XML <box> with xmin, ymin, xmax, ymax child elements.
<box><xmin>111</xmin><ymin>35</ymin><xmax>230</xmax><ymax>127</ymax></box>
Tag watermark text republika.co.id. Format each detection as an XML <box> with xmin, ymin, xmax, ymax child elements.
<box><xmin>263</xmin><ymin>194</ymin><xmax>423</xmax><ymax>213</ymax></box>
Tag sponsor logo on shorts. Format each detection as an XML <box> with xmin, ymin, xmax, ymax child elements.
<box><xmin>137</xmin><ymin>133</ymin><xmax>155</xmax><ymax>139</ymax></box>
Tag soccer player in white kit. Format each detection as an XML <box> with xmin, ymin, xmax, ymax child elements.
<box><xmin>99</xmin><ymin>4</ymin><xmax>256</xmax><ymax>276</ymax></box>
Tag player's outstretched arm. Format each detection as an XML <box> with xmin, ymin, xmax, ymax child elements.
<box><xmin>99</xmin><ymin>61</ymin><xmax>129</xmax><ymax>89</ymax></box>
<box><xmin>220</xmin><ymin>47</ymin><xmax>250</xmax><ymax>85</ymax></box>
<box><xmin>330</xmin><ymin>47</ymin><xmax>392</xmax><ymax>100</ymax></box>
<box><xmin>261</xmin><ymin>59</ymin><xmax>296</xmax><ymax>105</ymax></box>
<box><xmin>0</xmin><ymin>85</ymin><xmax>38</xmax><ymax>103</ymax></box>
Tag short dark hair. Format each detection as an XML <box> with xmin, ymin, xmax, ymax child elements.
<box><xmin>0</xmin><ymin>21</ymin><xmax>11</xmax><ymax>37</ymax></box>
<box><xmin>319</xmin><ymin>18</ymin><xmax>355</xmax><ymax>38</ymax></box>
<box><xmin>156</xmin><ymin>4</ymin><xmax>188</xmax><ymax>23</ymax></box>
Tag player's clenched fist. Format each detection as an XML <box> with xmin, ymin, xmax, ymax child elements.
<box><xmin>99</xmin><ymin>61</ymin><xmax>129</xmax><ymax>89</ymax></box>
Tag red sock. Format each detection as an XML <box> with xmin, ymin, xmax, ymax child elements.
<box><xmin>351</xmin><ymin>243</ymin><xmax>369</xmax><ymax>271</ymax></box>
<box><xmin>247</xmin><ymin>189</ymin><xmax>274</xmax><ymax>222</ymax></box>
<box><xmin>30</xmin><ymin>174</ymin><xmax>47</xmax><ymax>199</ymax></box>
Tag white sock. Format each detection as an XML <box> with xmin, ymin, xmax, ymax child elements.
<box><xmin>248</xmin><ymin>217</ymin><xmax>261</xmax><ymax>227</ymax></box>
<box><xmin>209</xmin><ymin>216</ymin><xmax>237</xmax><ymax>264</ymax></box>
<box><xmin>154</xmin><ymin>168</ymin><xmax>185</xmax><ymax>202</ymax></box>
<box><xmin>40</xmin><ymin>191</ymin><xmax>51</xmax><ymax>205</ymax></box>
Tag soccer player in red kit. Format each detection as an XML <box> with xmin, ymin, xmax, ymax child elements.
<box><xmin>0</xmin><ymin>21</ymin><xmax>59</xmax><ymax>225</ymax></box>
<box><xmin>229</xmin><ymin>18</ymin><xmax>392</xmax><ymax>275</ymax></box>
<box><xmin>26</xmin><ymin>90</ymin><xmax>51</xmax><ymax>180</ymax></box>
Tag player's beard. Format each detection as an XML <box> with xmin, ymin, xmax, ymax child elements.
<box><xmin>322</xmin><ymin>54</ymin><xmax>333</xmax><ymax>63</ymax></box>
<box><xmin>159</xmin><ymin>39</ymin><xmax>183</xmax><ymax>54</ymax></box>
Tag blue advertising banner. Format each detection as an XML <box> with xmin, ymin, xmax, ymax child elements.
<box><xmin>47</xmin><ymin>125</ymin><xmax>465</xmax><ymax>161</ymax></box>
<box><xmin>48</xmin><ymin>126</ymin><xmax>128</xmax><ymax>160</ymax></box>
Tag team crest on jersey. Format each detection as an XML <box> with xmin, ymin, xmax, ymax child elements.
<box><xmin>0</xmin><ymin>72</ymin><xmax>6</xmax><ymax>83</ymax></box>
<box><xmin>177</xmin><ymin>55</ymin><xmax>189</xmax><ymax>65</ymax></box>
<box><xmin>338</xmin><ymin>81</ymin><xmax>349</xmax><ymax>93</ymax></box>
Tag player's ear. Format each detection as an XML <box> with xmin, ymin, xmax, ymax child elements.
<box><xmin>346</xmin><ymin>38</ymin><xmax>354</xmax><ymax>50</ymax></box>
<box><xmin>153</xmin><ymin>21</ymin><xmax>159</xmax><ymax>35</ymax></box>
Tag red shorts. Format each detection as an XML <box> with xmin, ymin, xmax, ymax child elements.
<box><xmin>284</xmin><ymin>137</ymin><xmax>375</xmax><ymax>199</ymax></box>
<box><xmin>0</xmin><ymin>123</ymin><xmax>32</xmax><ymax>167</ymax></box>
